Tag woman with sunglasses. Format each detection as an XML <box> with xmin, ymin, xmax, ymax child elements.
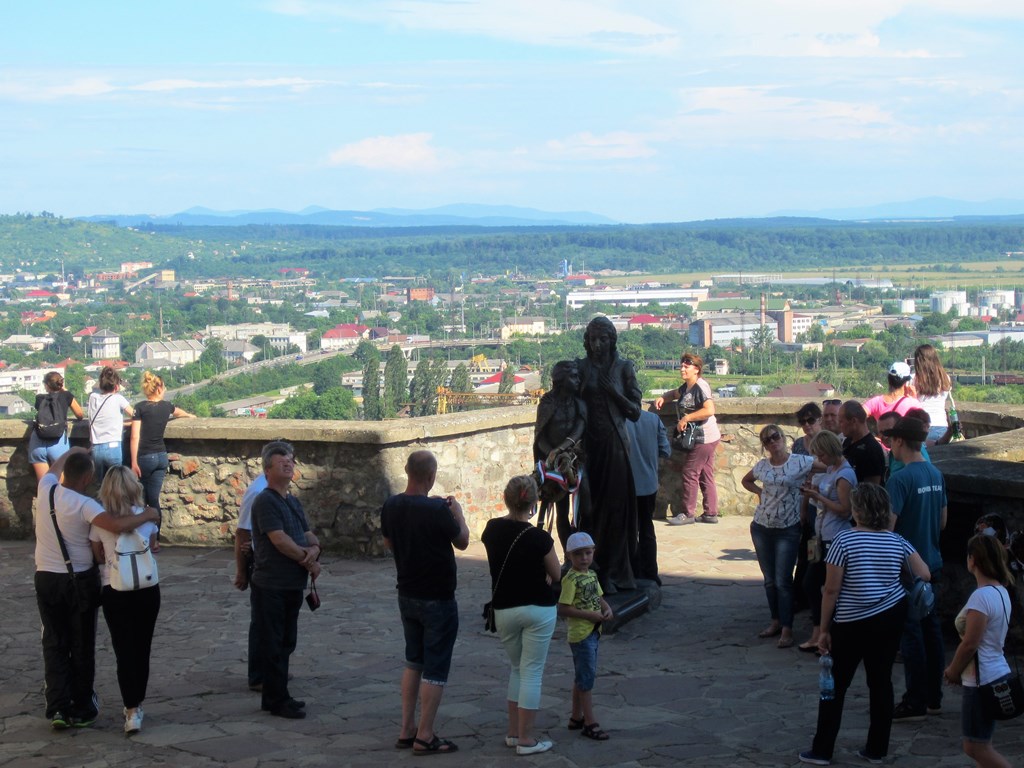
<box><xmin>654</xmin><ymin>353</ymin><xmax>720</xmax><ymax>525</ymax></box>
<box><xmin>745</xmin><ymin>428</ymin><xmax>823</xmax><ymax>651</ymax></box>
<box><xmin>742</xmin><ymin>425</ymin><xmax>821</xmax><ymax>648</ymax></box>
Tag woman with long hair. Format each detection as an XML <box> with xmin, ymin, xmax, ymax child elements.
<box><xmin>742</xmin><ymin>425</ymin><xmax>820</xmax><ymax>648</ymax></box>
<box><xmin>29</xmin><ymin>370</ymin><xmax>84</xmax><ymax>481</ymax></box>
<box><xmin>655</xmin><ymin>351</ymin><xmax>720</xmax><ymax>525</ymax></box>
<box><xmin>89</xmin><ymin>466</ymin><xmax>160</xmax><ymax>734</ymax></box>
<box><xmin>910</xmin><ymin>344</ymin><xmax>953</xmax><ymax>445</ymax></box>
<box><xmin>799</xmin><ymin>484</ymin><xmax>930</xmax><ymax>766</ymax></box>
<box><xmin>482</xmin><ymin>475</ymin><xmax>561</xmax><ymax>755</ymax></box>
<box><xmin>943</xmin><ymin>535</ymin><xmax>1016</xmax><ymax>768</ymax></box>
<box><xmin>130</xmin><ymin>371</ymin><xmax>195</xmax><ymax>524</ymax></box>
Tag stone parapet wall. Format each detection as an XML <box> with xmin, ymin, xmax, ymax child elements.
<box><xmin>1</xmin><ymin>400</ymin><xmax>1021</xmax><ymax>566</ymax></box>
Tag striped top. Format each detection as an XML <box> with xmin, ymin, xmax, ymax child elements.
<box><xmin>826</xmin><ymin>529</ymin><xmax>916</xmax><ymax>623</ymax></box>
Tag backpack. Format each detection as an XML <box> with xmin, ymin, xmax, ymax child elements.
<box><xmin>109</xmin><ymin>530</ymin><xmax>159</xmax><ymax>591</ymax></box>
<box><xmin>34</xmin><ymin>392</ymin><xmax>68</xmax><ymax>440</ymax></box>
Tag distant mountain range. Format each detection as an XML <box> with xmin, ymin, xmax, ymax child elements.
<box><xmin>78</xmin><ymin>204</ymin><xmax>618</xmax><ymax>228</ymax></box>
<box><xmin>770</xmin><ymin>196</ymin><xmax>1024</xmax><ymax>221</ymax></box>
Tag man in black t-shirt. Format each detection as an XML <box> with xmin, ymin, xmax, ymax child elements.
<box><xmin>838</xmin><ymin>400</ymin><xmax>885</xmax><ymax>485</ymax></box>
<box><xmin>381</xmin><ymin>450</ymin><xmax>469</xmax><ymax>755</ymax></box>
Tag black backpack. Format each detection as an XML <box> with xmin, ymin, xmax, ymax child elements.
<box><xmin>34</xmin><ymin>392</ymin><xmax>68</xmax><ymax>440</ymax></box>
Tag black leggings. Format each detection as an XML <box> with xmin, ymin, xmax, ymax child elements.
<box><xmin>101</xmin><ymin>585</ymin><xmax>161</xmax><ymax>709</ymax></box>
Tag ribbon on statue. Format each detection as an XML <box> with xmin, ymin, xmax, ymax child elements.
<box><xmin>535</xmin><ymin>459</ymin><xmax>584</xmax><ymax>530</ymax></box>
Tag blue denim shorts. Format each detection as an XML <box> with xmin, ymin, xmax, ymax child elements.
<box><xmin>28</xmin><ymin>431</ymin><xmax>69</xmax><ymax>465</ymax></box>
<box><xmin>398</xmin><ymin>595</ymin><xmax>459</xmax><ymax>685</ymax></box>
<box><xmin>570</xmin><ymin>628</ymin><xmax>600</xmax><ymax>692</ymax></box>
<box><xmin>961</xmin><ymin>682</ymin><xmax>1001</xmax><ymax>743</ymax></box>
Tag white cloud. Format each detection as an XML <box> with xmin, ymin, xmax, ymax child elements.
<box><xmin>0</xmin><ymin>73</ymin><xmax>332</xmax><ymax>102</ymax></box>
<box><xmin>545</xmin><ymin>131</ymin><xmax>656</xmax><ymax>160</ymax></box>
<box><xmin>327</xmin><ymin>133</ymin><xmax>446</xmax><ymax>171</ymax></box>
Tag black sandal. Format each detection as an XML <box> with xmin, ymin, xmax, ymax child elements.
<box><xmin>568</xmin><ymin>716</ymin><xmax>585</xmax><ymax>730</ymax></box>
<box><xmin>413</xmin><ymin>735</ymin><xmax>459</xmax><ymax>755</ymax></box>
<box><xmin>581</xmin><ymin>723</ymin><xmax>609</xmax><ymax>741</ymax></box>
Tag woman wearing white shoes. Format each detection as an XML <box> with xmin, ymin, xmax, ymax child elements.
<box><xmin>482</xmin><ymin>475</ymin><xmax>561</xmax><ymax>756</ymax></box>
<box><xmin>90</xmin><ymin>467</ymin><xmax>161</xmax><ymax>735</ymax></box>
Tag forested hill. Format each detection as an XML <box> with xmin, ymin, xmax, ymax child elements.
<box><xmin>2</xmin><ymin>213</ymin><xmax>1023</xmax><ymax>279</ymax></box>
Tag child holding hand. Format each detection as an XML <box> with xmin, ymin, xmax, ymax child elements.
<box><xmin>558</xmin><ymin>532</ymin><xmax>613</xmax><ymax>741</ymax></box>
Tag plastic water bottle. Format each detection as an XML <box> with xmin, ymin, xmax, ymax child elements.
<box><xmin>819</xmin><ymin>653</ymin><xmax>835</xmax><ymax>701</ymax></box>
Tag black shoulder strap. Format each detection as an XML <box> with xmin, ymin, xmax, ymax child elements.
<box><xmin>47</xmin><ymin>484</ymin><xmax>76</xmax><ymax>577</ymax></box>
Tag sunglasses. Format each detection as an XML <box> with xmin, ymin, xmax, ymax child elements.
<box><xmin>680</xmin><ymin>360</ymin><xmax>697</xmax><ymax>368</ymax></box>
<box><xmin>762</xmin><ymin>432</ymin><xmax>783</xmax><ymax>445</ymax></box>
<box><xmin>798</xmin><ymin>417</ymin><xmax>818</xmax><ymax>426</ymax></box>
<box><xmin>822</xmin><ymin>399</ymin><xmax>841</xmax><ymax>406</ymax></box>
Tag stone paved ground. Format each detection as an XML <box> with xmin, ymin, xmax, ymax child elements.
<box><xmin>2</xmin><ymin>517</ymin><xmax>1023</xmax><ymax>767</ymax></box>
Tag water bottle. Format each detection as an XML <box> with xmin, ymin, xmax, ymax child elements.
<box><xmin>819</xmin><ymin>653</ymin><xmax>835</xmax><ymax>701</ymax></box>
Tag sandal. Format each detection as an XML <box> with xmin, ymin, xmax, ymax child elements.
<box><xmin>413</xmin><ymin>735</ymin><xmax>458</xmax><ymax>755</ymax></box>
<box><xmin>777</xmin><ymin>636</ymin><xmax>794</xmax><ymax>649</ymax></box>
<box><xmin>568</xmin><ymin>716</ymin><xmax>585</xmax><ymax>730</ymax></box>
<box><xmin>581</xmin><ymin>722</ymin><xmax>610</xmax><ymax>741</ymax></box>
<box><xmin>798</xmin><ymin>642</ymin><xmax>819</xmax><ymax>653</ymax></box>
<box><xmin>395</xmin><ymin>737</ymin><xmax>416</xmax><ymax>749</ymax></box>
<box><xmin>758</xmin><ymin>625</ymin><xmax>781</xmax><ymax>639</ymax></box>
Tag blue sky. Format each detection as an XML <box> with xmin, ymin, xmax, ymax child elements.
<box><xmin>1</xmin><ymin>1</ymin><xmax>1022</xmax><ymax>223</ymax></box>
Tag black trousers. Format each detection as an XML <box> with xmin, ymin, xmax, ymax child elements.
<box><xmin>248</xmin><ymin>583</ymin><xmax>265</xmax><ymax>687</ymax></box>
<box><xmin>253</xmin><ymin>586</ymin><xmax>303</xmax><ymax>711</ymax></box>
<box><xmin>101</xmin><ymin>584</ymin><xmax>161</xmax><ymax>709</ymax></box>
<box><xmin>632</xmin><ymin>493</ymin><xmax>660</xmax><ymax>583</ymax></box>
<box><xmin>34</xmin><ymin>569</ymin><xmax>100</xmax><ymax>719</ymax></box>
<box><xmin>811</xmin><ymin>601</ymin><xmax>908</xmax><ymax>760</ymax></box>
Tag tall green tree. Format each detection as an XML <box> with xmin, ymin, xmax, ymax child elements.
<box><xmin>359</xmin><ymin>345</ymin><xmax>382</xmax><ymax>420</ymax></box>
<box><xmin>382</xmin><ymin>345</ymin><xmax>407</xmax><ymax>417</ymax></box>
<box><xmin>498</xmin><ymin>365</ymin><xmax>516</xmax><ymax>394</ymax></box>
<box><xmin>410</xmin><ymin>360</ymin><xmax>433</xmax><ymax>416</ymax></box>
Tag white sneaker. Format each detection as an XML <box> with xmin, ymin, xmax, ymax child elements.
<box><xmin>516</xmin><ymin>740</ymin><xmax>553</xmax><ymax>756</ymax></box>
<box><xmin>124</xmin><ymin>706</ymin><xmax>144</xmax><ymax>734</ymax></box>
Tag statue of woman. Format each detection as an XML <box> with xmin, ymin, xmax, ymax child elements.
<box><xmin>534</xmin><ymin>360</ymin><xmax>589</xmax><ymax>552</ymax></box>
<box><xmin>576</xmin><ymin>316</ymin><xmax>642</xmax><ymax>593</ymax></box>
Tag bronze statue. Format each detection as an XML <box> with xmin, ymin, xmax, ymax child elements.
<box><xmin>576</xmin><ymin>316</ymin><xmax>642</xmax><ymax>593</ymax></box>
<box><xmin>533</xmin><ymin>360</ymin><xmax>589</xmax><ymax>552</ymax></box>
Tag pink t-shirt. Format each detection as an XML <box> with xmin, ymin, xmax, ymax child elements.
<box><xmin>863</xmin><ymin>394</ymin><xmax>920</xmax><ymax>421</ymax></box>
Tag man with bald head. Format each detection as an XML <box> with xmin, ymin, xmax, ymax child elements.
<box><xmin>381</xmin><ymin>450</ymin><xmax>469</xmax><ymax>755</ymax></box>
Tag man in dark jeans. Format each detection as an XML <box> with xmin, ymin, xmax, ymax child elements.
<box><xmin>884</xmin><ymin>416</ymin><xmax>947</xmax><ymax>721</ymax></box>
<box><xmin>381</xmin><ymin>450</ymin><xmax>469</xmax><ymax>755</ymax></box>
<box><xmin>33</xmin><ymin>448</ymin><xmax>158</xmax><ymax>729</ymax></box>
<box><xmin>251</xmin><ymin>442</ymin><xmax>321</xmax><ymax>719</ymax></box>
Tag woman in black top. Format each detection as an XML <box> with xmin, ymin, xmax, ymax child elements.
<box><xmin>482</xmin><ymin>475</ymin><xmax>561</xmax><ymax>756</ymax></box>
<box><xmin>130</xmin><ymin>371</ymin><xmax>194</xmax><ymax>523</ymax></box>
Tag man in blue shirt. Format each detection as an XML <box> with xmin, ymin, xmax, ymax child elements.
<box><xmin>625</xmin><ymin>408</ymin><xmax>671</xmax><ymax>584</ymax></box>
<box><xmin>884</xmin><ymin>416</ymin><xmax>947</xmax><ymax>721</ymax></box>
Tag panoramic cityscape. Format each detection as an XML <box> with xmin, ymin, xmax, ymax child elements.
<box><xmin>3</xmin><ymin>2</ymin><xmax>1024</xmax><ymax>768</ymax></box>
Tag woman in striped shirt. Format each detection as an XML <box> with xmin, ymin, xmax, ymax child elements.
<box><xmin>799</xmin><ymin>484</ymin><xmax>931</xmax><ymax>766</ymax></box>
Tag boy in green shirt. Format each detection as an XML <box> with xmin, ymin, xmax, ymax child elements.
<box><xmin>558</xmin><ymin>532</ymin><xmax>613</xmax><ymax>741</ymax></box>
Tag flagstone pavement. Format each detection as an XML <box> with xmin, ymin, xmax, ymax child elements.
<box><xmin>2</xmin><ymin>516</ymin><xmax>1022</xmax><ymax>767</ymax></box>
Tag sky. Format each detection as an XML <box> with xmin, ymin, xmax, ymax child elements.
<box><xmin>1</xmin><ymin>1</ymin><xmax>1022</xmax><ymax>223</ymax></box>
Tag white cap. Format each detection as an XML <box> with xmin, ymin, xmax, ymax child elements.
<box><xmin>889</xmin><ymin>361</ymin><xmax>912</xmax><ymax>379</ymax></box>
<box><xmin>565</xmin><ymin>531</ymin><xmax>595</xmax><ymax>552</ymax></box>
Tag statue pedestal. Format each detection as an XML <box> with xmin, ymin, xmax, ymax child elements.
<box><xmin>603</xmin><ymin>579</ymin><xmax>661</xmax><ymax>634</ymax></box>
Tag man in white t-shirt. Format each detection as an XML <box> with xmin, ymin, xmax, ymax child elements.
<box><xmin>34</xmin><ymin>448</ymin><xmax>158</xmax><ymax>730</ymax></box>
<box><xmin>233</xmin><ymin>440</ymin><xmax>293</xmax><ymax>692</ymax></box>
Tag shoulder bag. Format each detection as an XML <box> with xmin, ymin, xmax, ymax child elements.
<box><xmin>976</xmin><ymin>586</ymin><xmax>1024</xmax><ymax>720</ymax></box>
<box><xmin>47</xmin><ymin>485</ymin><xmax>99</xmax><ymax>612</ymax></box>
<box><xmin>482</xmin><ymin>526</ymin><xmax>530</xmax><ymax>633</ymax></box>
<box><xmin>672</xmin><ymin>384</ymin><xmax>706</xmax><ymax>452</ymax></box>
<box><xmin>901</xmin><ymin>549</ymin><xmax>935</xmax><ymax>621</ymax></box>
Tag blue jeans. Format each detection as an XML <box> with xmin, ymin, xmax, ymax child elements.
<box><xmin>137</xmin><ymin>452</ymin><xmax>168</xmax><ymax>517</ymax></box>
<box><xmin>398</xmin><ymin>596</ymin><xmax>459</xmax><ymax>685</ymax></box>
<box><xmin>900</xmin><ymin>569</ymin><xmax>945</xmax><ymax>710</ymax></box>
<box><xmin>750</xmin><ymin>521</ymin><xmax>801</xmax><ymax>629</ymax></box>
<box><xmin>91</xmin><ymin>443</ymin><xmax>123</xmax><ymax>484</ymax></box>
<box><xmin>28</xmin><ymin>431</ymin><xmax>70</xmax><ymax>465</ymax></box>
<box><xmin>570</xmin><ymin>627</ymin><xmax>600</xmax><ymax>692</ymax></box>
<box><xmin>496</xmin><ymin>604</ymin><xmax>556</xmax><ymax>710</ymax></box>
